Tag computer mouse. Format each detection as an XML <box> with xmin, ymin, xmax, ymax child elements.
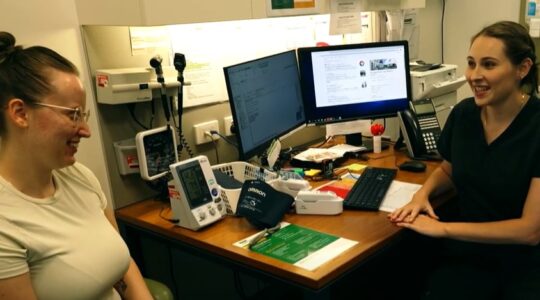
<box><xmin>398</xmin><ymin>160</ymin><xmax>426</xmax><ymax>172</ymax></box>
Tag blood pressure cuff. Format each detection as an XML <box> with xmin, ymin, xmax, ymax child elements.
<box><xmin>236</xmin><ymin>179</ymin><xmax>294</xmax><ymax>229</ymax></box>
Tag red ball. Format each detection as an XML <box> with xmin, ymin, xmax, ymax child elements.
<box><xmin>370</xmin><ymin>123</ymin><xmax>385</xmax><ymax>136</ymax></box>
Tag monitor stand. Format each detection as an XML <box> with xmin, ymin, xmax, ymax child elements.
<box><xmin>345</xmin><ymin>133</ymin><xmax>389</xmax><ymax>153</ymax></box>
<box><xmin>361</xmin><ymin>139</ymin><xmax>390</xmax><ymax>153</ymax></box>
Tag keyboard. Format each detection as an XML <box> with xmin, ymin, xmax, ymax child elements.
<box><xmin>343</xmin><ymin>167</ymin><xmax>397</xmax><ymax>210</ymax></box>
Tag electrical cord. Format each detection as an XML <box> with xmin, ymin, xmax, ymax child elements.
<box><xmin>204</xmin><ymin>131</ymin><xmax>220</xmax><ymax>164</ymax></box>
<box><xmin>179</xmin><ymin>133</ymin><xmax>195</xmax><ymax>158</ymax></box>
<box><xmin>126</xmin><ymin>103</ymin><xmax>149</xmax><ymax>130</ymax></box>
<box><xmin>159</xmin><ymin>204</ymin><xmax>179</xmax><ymax>224</ymax></box>
<box><xmin>441</xmin><ymin>0</ymin><xmax>446</xmax><ymax>63</ymax></box>
<box><xmin>149</xmin><ymin>95</ymin><xmax>156</xmax><ymax>129</ymax></box>
<box><xmin>209</xmin><ymin>130</ymin><xmax>238</xmax><ymax>148</ymax></box>
<box><xmin>145</xmin><ymin>177</ymin><xmax>170</xmax><ymax>201</ymax></box>
<box><xmin>311</xmin><ymin>135</ymin><xmax>334</xmax><ymax>148</ymax></box>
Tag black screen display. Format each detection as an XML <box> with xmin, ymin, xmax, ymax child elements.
<box><xmin>177</xmin><ymin>160</ymin><xmax>213</xmax><ymax>209</ymax></box>
<box><xmin>142</xmin><ymin>128</ymin><xmax>177</xmax><ymax>179</ymax></box>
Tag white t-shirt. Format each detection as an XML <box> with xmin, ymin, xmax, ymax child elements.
<box><xmin>0</xmin><ymin>163</ymin><xmax>130</xmax><ymax>300</ymax></box>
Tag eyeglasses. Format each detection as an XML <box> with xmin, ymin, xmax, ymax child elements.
<box><xmin>32</xmin><ymin>102</ymin><xmax>90</xmax><ymax>124</ymax></box>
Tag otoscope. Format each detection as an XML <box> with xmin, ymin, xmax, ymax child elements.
<box><xmin>149</xmin><ymin>55</ymin><xmax>171</xmax><ymax>125</ymax></box>
<box><xmin>173</xmin><ymin>53</ymin><xmax>186</xmax><ymax>134</ymax></box>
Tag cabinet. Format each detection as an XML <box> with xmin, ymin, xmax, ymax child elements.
<box><xmin>75</xmin><ymin>0</ymin><xmax>425</xmax><ymax>26</ymax></box>
<box><xmin>75</xmin><ymin>0</ymin><xmax>253</xmax><ymax>25</ymax></box>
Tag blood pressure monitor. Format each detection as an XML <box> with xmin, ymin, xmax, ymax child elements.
<box><xmin>169</xmin><ymin>155</ymin><xmax>225</xmax><ymax>230</ymax></box>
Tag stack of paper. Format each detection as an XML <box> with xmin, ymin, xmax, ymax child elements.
<box><xmin>293</xmin><ymin>144</ymin><xmax>366</xmax><ymax>163</ymax></box>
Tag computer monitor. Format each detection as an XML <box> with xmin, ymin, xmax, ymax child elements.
<box><xmin>224</xmin><ymin>50</ymin><xmax>306</xmax><ymax>161</ymax></box>
<box><xmin>297</xmin><ymin>41</ymin><xmax>412</xmax><ymax>127</ymax></box>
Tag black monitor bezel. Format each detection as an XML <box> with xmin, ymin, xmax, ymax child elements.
<box><xmin>223</xmin><ymin>50</ymin><xmax>306</xmax><ymax>161</ymax></box>
<box><xmin>297</xmin><ymin>40</ymin><xmax>412</xmax><ymax>126</ymax></box>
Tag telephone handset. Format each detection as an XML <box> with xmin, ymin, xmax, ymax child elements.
<box><xmin>397</xmin><ymin>98</ymin><xmax>442</xmax><ymax>160</ymax></box>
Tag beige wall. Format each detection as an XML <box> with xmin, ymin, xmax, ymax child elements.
<box><xmin>443</xmin><ymin>0</ymin><xmax>520</xmax><ymax>100</ymax></box>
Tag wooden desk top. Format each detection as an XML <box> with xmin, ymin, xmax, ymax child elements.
<box><xmin>115</xmin><ymin>148</ymin><xmax>452</xmax><ymax>290</ymax></box>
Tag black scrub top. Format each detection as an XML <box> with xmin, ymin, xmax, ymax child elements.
<box><xmin>436</xmin><ymin>96</ymin><xmax>540</xmax><ymax>264</ymax></box>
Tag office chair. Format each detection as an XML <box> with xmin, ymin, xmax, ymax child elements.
<box><xmin>144</xmin><ymin>278</ymin><xmax>173</xmax><ymax>300</ymax></box>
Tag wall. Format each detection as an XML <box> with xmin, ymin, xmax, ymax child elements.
<box><xmin>443</xmin><ymin>0</ymin><xmax>520</xmax><ymax>100</ymax></box>
<box><xmin>0</xmin><ymin>0</ymin><xmax>114</xmax><ymax>204</ymax></box>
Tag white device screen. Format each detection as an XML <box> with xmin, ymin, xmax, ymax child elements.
<box><xmin>175</xmin><ymin>160</ymin><xmax>213</xmax><ymax>209</ymax></box>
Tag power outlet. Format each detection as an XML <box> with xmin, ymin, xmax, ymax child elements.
<box><xmin>224</xmin><ymin>116</ymin><xmax>234</xmax><ymax>136</ymax></box>
<box><xmin>193</xmin><ymin>120</ymin><xmax>220</xmax><ymax>145</ymax></box>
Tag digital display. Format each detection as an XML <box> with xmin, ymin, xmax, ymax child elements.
<box><xmin>142</xmin><ymin>128</ymin><xmax>177</xmax><ymax>179</ymax></box>
<box><xmin>177</xmin><ymin>160</ymin><xmax>213</xmax><ymax>209</ymax></box>
<box><xmin>414</xmin><ymin>102</ymin><xmax>436</xmax><ymax>115</ymax></box>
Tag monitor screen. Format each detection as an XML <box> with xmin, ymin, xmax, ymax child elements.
<box><xmin>224</xmin><ymin>50</ymin><xmax>305</xmax><ymax>160</ymax></box>
<box><xmin>297</xmin><ymin>41</ymin><xmax>411</xmax><ymax>126</ymax></box>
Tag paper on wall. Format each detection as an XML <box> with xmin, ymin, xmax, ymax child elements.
<box><xmin>329</xmin><ymin>0</ymin><xmax>363</xmax><ymax>35</ymax></box>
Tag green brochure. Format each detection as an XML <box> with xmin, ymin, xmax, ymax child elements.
<box><xmin>249</xmin><ymin>224</ymin><xmax>339</xmax><ymax>264</ymax></box>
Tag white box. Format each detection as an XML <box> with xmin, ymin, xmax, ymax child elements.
<box><xmin>95</xmin><ymin>67</ymin><xmax>180</xmax><ymax>104</ymax></box>
<box><xmin>113</xmin><ymin>138</ymin><xmax>140</xmax><ymax>175</ymax></box>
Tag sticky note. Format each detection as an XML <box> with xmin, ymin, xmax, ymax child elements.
<box><xmin>347</xmin><ymin>163</ymin><xmax>367</xmax><ymax>172</ymax></box>
<box><xmin>304</xmin><ymin>169</ymin><xmax>321</xmax><ymax>177</ymax></box>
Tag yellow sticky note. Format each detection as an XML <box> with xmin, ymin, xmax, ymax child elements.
<box><xmin>347</xmin><ymin>163</ymin><xmax>367</xmax><ymax>172</ymax></box>
<box><xmin>304</xmin><ymin>169</ymin><xmax>321</xmax><ymax>177</ymax></box>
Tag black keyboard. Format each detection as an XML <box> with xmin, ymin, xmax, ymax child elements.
<box><xmin>343</xmin><ymin>167</ymin><xmax>397</xmax><ymax>210</ymax></box>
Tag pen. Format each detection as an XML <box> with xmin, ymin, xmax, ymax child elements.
<box><xmin>248</xmin><ymin>224</ymin><xmax>281</xmax><ymax>249</ymax></box>
<box><xmin>248</xmin><ymin>228</ymin><xmax>269</xmax><ymax>249</ymax></box>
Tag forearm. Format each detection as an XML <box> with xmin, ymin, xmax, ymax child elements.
<box><xmin>116</xmin><ymin>259</ymin><xmax>153</xmax><ymax>300</ymax></box>
<box><xmin>443</xmin><ymin>218</ymin><xmax>540</xmax><ymax>246</ymax></box>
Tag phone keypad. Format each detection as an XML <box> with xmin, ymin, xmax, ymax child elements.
<box><xmin>418</xmin><ymin>116</ymin><xmax>441</xmax><ymax>152</ymax></box>
<box><xmin>422</xmin><ymin>132</ymin><xmax>439</xmax><ymax>151</ymax></box>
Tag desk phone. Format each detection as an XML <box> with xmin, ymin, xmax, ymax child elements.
<box><xmin>398</xmin><ymin>98</ymin><xmax>442</xmax><ymax>160</ymax></box>
<box><xmin>169</xmin><ymin>156</ymin><xmax>225</xmax><ymax>230</ymax></box>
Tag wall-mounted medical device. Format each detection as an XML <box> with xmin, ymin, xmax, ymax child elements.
<box><xmin>169</xmin><ymin>156</ymin><xmax>226</xmax><ymax>231</ymax></box>
<box><xmin>95</xmin><ymin>66</ymin><xmax>187</xmax><ymax>104</ymax></box>
<box><xmin>135</xmin><ymin>126</ymin><xmax>179</xmax><ymax>181</ymax></box>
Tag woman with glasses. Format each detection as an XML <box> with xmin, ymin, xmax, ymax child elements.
<box><xmin>0</xmin><ymin>32</ymin><xmax>152</xmax><ymax>299</ymax></box>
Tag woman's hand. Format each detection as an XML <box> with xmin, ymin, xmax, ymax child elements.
<box><xmin>395</xmin><ymin>214</ymin><xmax>447</xmax><ymax>238</ymax></box>
<box><xmin>388</xmin><ymin>190</ymin><xmax>438</xmax><ymax>223</ymax></box>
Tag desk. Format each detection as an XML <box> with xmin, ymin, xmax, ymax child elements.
<box><xmin>115</xmin><ymin>148</ymin><xmax>453</xmax><ymax>299</ymax></box>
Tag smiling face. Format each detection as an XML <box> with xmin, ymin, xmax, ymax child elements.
<box><xmin>29</xmin><ymin>69</ymin><xmax>91</xmax><ymax>169</ymax></box>
<box><xmin>465</xmin><ymin>35</ymin><xmax>523</xmax><ymax>108</ymax></box>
